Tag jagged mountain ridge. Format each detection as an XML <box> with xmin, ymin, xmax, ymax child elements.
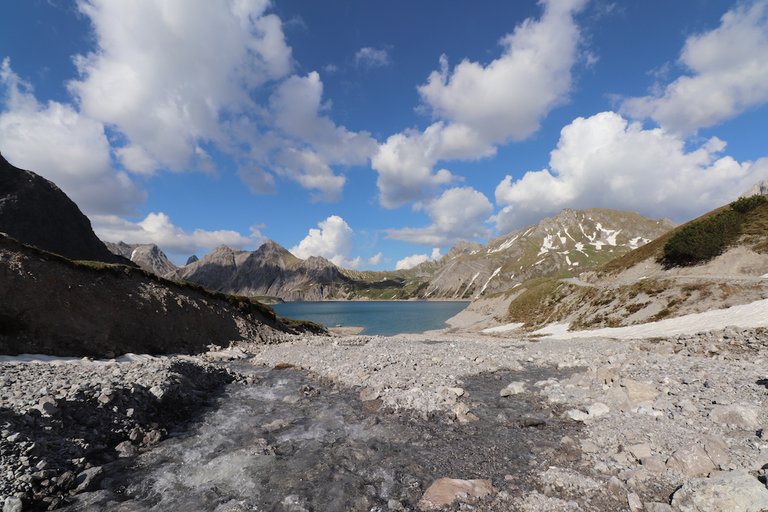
<box><xmin>419</xmin><ymin>208</ymin><xmax>674</xmax><ymax>299</ymax></box>
<box><xmin>105</xmin><ymin>241</ymin><xmax>178</xmax><ymax>276</ymax></box>
<box><xmin>169</xmin><ymin>241</ymin><xmax>357</xmax><ymax>301</ymax></box>
<box><xmin>166</xmin><ymin>208</ymin><xmax>672</xmax><ymax>302</ymax></box>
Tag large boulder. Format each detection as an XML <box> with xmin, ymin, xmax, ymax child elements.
<box><xmin>671</xmin><ymin>471</ymin><xmax>768</xmax><ymax>511</ymax></box>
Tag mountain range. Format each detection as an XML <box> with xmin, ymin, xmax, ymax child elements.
<box><xmin>114</xmin><ymin>208</ymin><xmax>674</xmax><ymax>303</ymax></box>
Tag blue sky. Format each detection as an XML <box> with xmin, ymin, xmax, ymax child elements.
<box><xmin>2</xmin><ymin>0</ymin><xmax>767</xmax><ymax>268</ymax></box>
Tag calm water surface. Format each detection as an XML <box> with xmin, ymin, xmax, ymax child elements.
<box><xmin>272</xmin><ymin>300</ymin><xmax>468</xmax><ymax>336</ymax></box>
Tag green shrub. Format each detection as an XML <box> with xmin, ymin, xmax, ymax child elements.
<box><xmin>730</xmin><ymin>194</ymin><xmax>767</xmax><ymax>213</ymax></box>
<box><xmin>662</xmin><ymin>209</ymin><xmax>742</xmax><ymax>266</ymax></box>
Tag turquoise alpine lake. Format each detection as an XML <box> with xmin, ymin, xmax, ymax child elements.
<box><xmin>272</xmin><ymin>300</ymin><xmax>469</xmax><ymax>336</ymax></box>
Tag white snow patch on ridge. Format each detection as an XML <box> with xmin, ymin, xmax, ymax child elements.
<box><xmin>460</xmin><ymin>272</ymin><xmax>481</xmax><ymax>297</ymax></box>
<box><xmin>476</xmin><ymin>267</ymin><xmax>502</xmax><ymax>297</ymax></box>
<box><xmin>482</xmin><ymin>322</ymin><xmax>524</xmax><ymax>334</ymax></box>
<box><xmin>538</xmin><ymin>234</ymin><xmax>556</xmax><ymax>256</ymax></box>
<box><xmin>489</xmin><ymin>235</ymin><xmax>519</xmax><ymax>254</ymax></box>
<box><xmin>534</xmin><ymin>298</ymin><xmax>768</xmax><ymax>340</ymax></box>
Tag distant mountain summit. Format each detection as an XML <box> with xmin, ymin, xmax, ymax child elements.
<box><xmin>420</xmin><ymin>208</ymin><xmax>674</xmax><ymax>299</ymax></box>
<box><xmin>104</xmin><ymin>241</ymin><xmax>177</xmax><ymax>275</ymax></box>
<box><xmin>0</xmin><ymin>153</ymin><xmax>127</xmax><ymax>264</ymax></box>
<box><xmin>169</xmin><ymin>240</ymin><xmax>353</xmax><ymax>301</ymax></box>
<box><xmin>186</xmin><ymin>254</ymin><xmax>199</xmax><ymax>265</ymax></box>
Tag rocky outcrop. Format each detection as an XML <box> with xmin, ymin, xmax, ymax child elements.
<box><xmin>743</xmin><ymin>179</ymin><xmax>768</xmax><ymax>197</ymax></box>
<box><xmin>170</xmin><ymin>241</ymin><xmax>355</xmax><ymax>301</ymax></box>
<box><xmin>105</xmin><ymin>241</ymin><xmax>177</xmax><ymax>276</ymax></box>
<box><xmin>0</xmin><ymin>234</ymin><xmax>304</xmax><ymax>357</ymax></box>
<box><xmin>0</xmin><ymin>154</ymin><xmax>127</xmax><ymax>264</ymax></box>
<box><xmin>185</xmin><ymin>254</ymin><xmax>199</xmax><ymax>265</ymax></box>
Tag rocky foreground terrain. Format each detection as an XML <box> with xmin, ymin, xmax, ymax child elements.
<box><xmin>2</xmin><ymin>326</ymin><xmax>767</xmax><ymax>511</ymax></box>
<box><xmin>0</xmin><ymin>356</ymin><xmax>237</xmax><ymax>510</ymax></box>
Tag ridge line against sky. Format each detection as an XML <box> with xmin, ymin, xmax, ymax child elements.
<box><xmin>1</xmin><ymin>0</ymin><xmax>767</xmax><ymax>268</ymax></box>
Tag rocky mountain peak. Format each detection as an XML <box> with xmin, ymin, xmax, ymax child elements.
<box><xmin>104</xmin><ymin>241</ymin><xmax>177</xmax><ymax>276</ymax></box>
<box><xmin>744</xmin><ymin>179</ymin><xmax>768</xmax><ymax>197</ymax></box>
<box><xmin>186</xmin><ymin>254</ymin><xmax>199</xmax><ymax>265</ymax></box>
<box><xmin>423</xmin><ymin>207</ymin><xmax>674</xmax><ymax>300</ymax></box>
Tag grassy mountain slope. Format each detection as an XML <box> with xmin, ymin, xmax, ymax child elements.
<box><xmin>499</xmin><ymin>196</ymin><xmax>768</xmax><ymax>331</ymax></box>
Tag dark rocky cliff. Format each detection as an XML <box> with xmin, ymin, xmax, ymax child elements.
<box><xmin>0</xmin><ymin>153</ymin><xmax>128</xmax><ymax>264</ymax></box>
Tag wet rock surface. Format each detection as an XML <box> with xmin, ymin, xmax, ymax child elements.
<box><xmin>56</xmin><ymin>364</ymin><xmax>590</xmax><ymax>511</ymax></box>
<box><xmin>0</xmin><ymin>357</ymin><xmax>233</xmax><ymax>510</ymax></box>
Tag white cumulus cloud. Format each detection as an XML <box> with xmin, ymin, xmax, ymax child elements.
<box><xmin>387</xmin><ymin>187</ymin><xmax>493</xmax><ymax>246</ymax></box>
<box><xmin>494</xmin><ymin>111</ymin><xmax>768</xmax><ymax>233</ymax></box>
<box><xmin>0</xmin><ymin>59</ymin><xmax>145</xmax><ymax>216</ymax></box>
<box><xmin>69</xmin><ymin>0</ymin><xmax>293</xmax><ymax>173</ymax></box>
<box><xmin>266</xmin><ymin>72</ymin><xmax>377</xmax><ymax>200</ymax></box>
<box><xmin>621</xmin><ymin>1</ymin><xmax>768</xmax><ymax>133</ymax></box>
<box><xmin>395</xmin><ymin>248</ymin><xmax>442</xmax><ymax>270</ymax></box>
<box><xmin>290</xmin><ymin>215</ymin><xmax>363</xmax><ymax>268</ymax></box>
<box><xmin>92</xmin><ymin>212</ymin><xmax>262</xmax><ymax>256</ymax></box>
<box><xmin>371</xmin><ymin>0</ymin><xmax>586</xmax><ymax>208</ymax></box>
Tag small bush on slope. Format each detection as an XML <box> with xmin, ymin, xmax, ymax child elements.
<box><xmin>662</xmin><ymin>195</ymin><xmax>767</xmax><ymax>267</ymax></box>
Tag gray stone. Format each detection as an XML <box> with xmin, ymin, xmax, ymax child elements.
<box><xmin>35</xmin><ymin>396</ymin><xmax>57</xmax><ymax>416</ymax></box>
<box><xmin>644</xmin><ymin>503</ymin><xmax>672</xmax><ymax>512</ymax></box>
<box><xmin>115</xmin><ymin>440</ymin><xmax>137</xmax><ymax>458</ymax></box>
<box><xmin>666</xmin><ymin>445</ymin><xmax>716</xmax><ymax>476</ymax></box>
<box><xmin>627</xmin><ymin>492</ymin><xmax>643</xmax><ymax>512</ymax></box>
<box><xmin>671</xmin><ymin>470</ymin><xmax>768</xmax><ymax>511</ymax></box>
<box><xmin>3</xmin><ymin>497</ymin><xmax>23</xmax><ymax>512</ymax></box>
<box><xmin>621</xmin><ymin>378</ymin><xmax>659</xmax><ymax>404</ymax></box>
<box><xmin>564</xmin><ymin>409</ymin><xmax>589</xmax><ymax>422</ymax></box>
<box><xmin>74</xmin><ymin>466</ymin><xmax>104</xmax><ymax>493</ymax></box>
<box><xmin>359</xmin><ymin>387</ymin><xmax>381</xmax><ymax>401</ymax></box>
<box><xmin>587</xmin><ymin>402</ymin><xmax>610</xmax><ymax>418</ymax></box>
<box><xmin>500</xmin><ymin>381</ymin><xmax>526</xmax><ymax>397</ymax></box>
<box><xmin>627</xmin><ymin>443</ymin><xmax>652</xmax><ymax>462</ymax></box>
<box><xmin>641</xmin><ymin>456</ymin><xmax>667</xmax><ymax>473</ymax></box>
<box><xmin>709</xmin><ymin>404</ymin><xmax>760</xmax><ymax>429</ymax></box>
<box><xmin>703</xmin><ymin>435</ymin><xmax>730</xmax><ymax>468</ymax></box>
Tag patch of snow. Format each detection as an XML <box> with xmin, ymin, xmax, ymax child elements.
<box><xmin>476</xmin><ymin>267</ymin><xmax>502</xmax><ymax>297</ymax></box>
<box><xmin>762</xmin><ymin>273</ymin><xmax>768</xmax><ymax>278</ymax></box>
<box><xmin>0</xmin><ymin>353</ymin><xmax>160</xmax><ymax>364</ymax></box>
<box><xmin>482</xmin><ymin>322</ymin><xmax>524</xmax><ymax>334</ymax></box>
<box><xmin>522</xmin><ymin>227</ymin><xmax>534</xmax><ymax>237</ymax></box>
<box><xmin>574</xmin><ymin>242</ymin><xmax>587</xmax><ymax>255</ymax></box>
<box><xmin>537</xmin><ymin>234</ymin><xmax>556</xmax><ymax>256</ymax></box>
<box><xmin>534</xmin><ymin>259</ymin><xmax>545</xmax><ymax>266</ymax></box>
<box><xmin>460</xmin><ymin>272</ymin><xmax>481</xmax><ymax>297</ymax></box>
<box><xmin>628</xmin><ymin>236</ymin><xmax>650</xmax><ymax>249</ymax></box>
<box><xmin>563</xmin><ymin>227</ymin><xmax>576</xmax><ymax>242</ymax></box>
<box><xmin>590</xmin><ymin>241</ymin><xmax>604</xmax><ymax>250</ymax></box>
<box><xmin>602</xmin><ymin>227</ymin><xmax>621</xmax><ymax>246</ymax></box>
<box><xmin>565</xmin><ymin>255</ymin><xmax>572</xmax><ymax>266</ymax></box>
<box><xmin>130</xmin><ymin>248</ymin><xmax>139</xmax><ymax>261</ymax></box>
<box><xmin>556</xmin><ymin>230</ymin><xmax>567</xmax><ymax>245</ymax></box>
<box><xmin>535</xmin><ymin>298</ymin><xmax>768</xmax><ymax>340</ymax></box>
<box><xmin>489</xmin><ymin>235</ymin><xmax>519</xmax><ymax>254</ymax></box>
